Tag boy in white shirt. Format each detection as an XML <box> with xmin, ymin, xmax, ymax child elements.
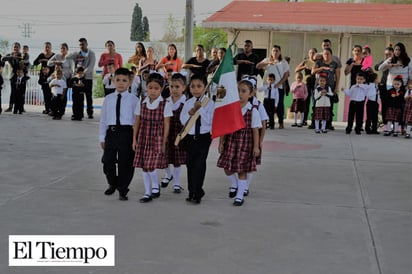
<box><xmin>49</xmin><ymin>70</ymin><xmax>67</xmax><ymax>120</ymax></box>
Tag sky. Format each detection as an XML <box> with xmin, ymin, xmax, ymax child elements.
<box><xmin>0</xmin><ymin>0</ymin><xmax>232</xmax><ymax>58</ymax></box>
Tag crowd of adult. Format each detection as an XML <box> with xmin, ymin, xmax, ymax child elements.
<box><xmin>0</xmin><ymin>38</ymin><xmax>411</xmax><ymax>136</ymax></box>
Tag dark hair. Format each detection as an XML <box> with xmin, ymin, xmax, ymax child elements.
<box><xmin>272</xmin><ymin>45</ymin><xmax>283</xmax><ymax>61</ymax></box>
<box><xmin>368</xmin><ymin>72</ymin><xmax>378</xmax><ymax>83</ymax></box>
<box><xmin>323</xmin><ymin>47</ymin><xmax>333</xmax><ymax>54</ymax></box>
<box><xmin>135</xmin><ymin>42</ymin><xmax>147</xmax><ymax>59</ymax></box>
<box><xmin>167</xmin><ymin>44</ymin><xmax>178</xmax><ymax>61</ymax></box>
<box><xmin>105</xmin><ymin>40</ymin><xmax>115</xmax><ymax>47</ymax></box>
<box><xmin>190</xmin><ymin>73</ymin><xmax>207</xmax><ymax>86</ymax></box>
<box><xmin>268</xmin><ymin>73</ymin><xmax>276</xmax><ymax>80</ymax></box>
<box><xmin>115</xmin><ymin>67</ymin><xmax>131</xmax><ymax>77</ymax></box>
<box><xmin>107</xmin><ymin>62</ymin><xmax>115</xmax><ymax>67</ymax></box>
<box><xmin>60</xmin><ymin>43</ymin><xmax>68</xmax><ymax>50</ymax></box>
<box><xmin>322</xmin><ymin>39</ymin><xmax>331</xmax><ymax>44</ymax></box>
<box><xmin>196</xmin><ymin>44</ymin><xmax>204</xmax><ymax>51</ymax></box>
<box><xmin>147</xmin><ymin>72</ymin><xmax>165</xmax><ymax>87</ymax></box>
<box><xmin>393</xmin><ymin>42</ymin><xmax>411</xmax><ymax>68</ymax></box>
<box><xmin>356</xmin><ymin>72</ymin><xmax>366</xmax><ymax>79</ymax></box>
<box><xmin>238</xmin><ymin>79</ymin><xmax>253</xmax><ymax>93</ymax></box>
<box><xmin>296</xmin><ymin>71</ymin><xmax>303</xmax><ymax>78</ymax></box>
<box><xmin>171</xmin><ymin>73</ymin><xmax>187</xmax><ymax>85</ymax></box>
<box><xmin>79</xmin><ymin>38</ymin><xmax>88</xmax><ymax>44</ymax></box>
<box><xmin>75</xmin><ymin>67</ymin><xmax>85</xmax><ymax>73</ymax></box>
<box><xmin>219</xmin><ymin>47</ymin><xmax>226</xmax><ymax>53</ymax></box>
<box><xmin>352</xmin><ymin>45</ymin><xmax>362</xmax><ymax>51</ymax></box>
<box><xmin>244</xmin><ymin>40</ymin><xmax>253</xmax><ymax>44</ymax></box>
<box><xmin>385</xmin><ymin>46</ymin><xmax>394</xmax><ymax>52</ymax></box>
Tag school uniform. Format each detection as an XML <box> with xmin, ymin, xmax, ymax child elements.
<box><xmin>403</xmin><ymin>89</ymin><xmax>412</xmax><ymax>124</ymax></box>
<box><xmin>70</xmin><ymin>77</ymin><xmax>86</xmax><ymax>120</ymax></box>
<box><xmin>217</xmin><ymin>102</ymin><xmax>260</xmax><ymax>173</ymax></box>
<box><xmin>102</xmin><ymin>72</ymin><xmax>116</xmax><ymax>96</ymax></box>
<box><xmin>343</xmin><ymin>83</ymin><xmax>368</xmax><ymax>134</ymax></box>
<box><xmin>99</xmin><ymin>90</ymin><xmax>139</xmax><ymax>197</ymax></box>
<box><xmin>252</xmin><ymin>97</ymin><xmax>268</xmax><ymax>165</ymax></box>
<box><xmin>385</xmin><ymin>88</ymin><xmax>404</xmax><ymax>122</ymax></box>
<box><xmin>365</xmin><ymin>83</ymin><xmax>380</xmax><ymax>134</ymax></box>
<box><xmin>259</xmin><ymin>84</ymin><xmax>279</xmax><ymax>129</ymax></box>
<box><xmin>166</xmin><ymin>95</ymin><xmax>187</xmax><ymax>166</ymax></box>
<box><xmin>49</xmin><ymin>78</ymin><xmax>67</xmax><ymax>119</ymax></box>
<box><xmin>180</xmin><ymin>95</ymin><xmax>215</xmax><ymax>202</ymax></box>
<box><xmin>13</xmin><ymin>75</ymin><xmax>30</xmax><ymax>114</ymax></box>
<box><xmin>313</xmin><ymin>85</ymin><xmax>333</xmax><ymax>121</ymax></box>
<box><xmin>133</xmin><ymin>96</ymin><xmax>173</xmax><ymax>170</ymax></box>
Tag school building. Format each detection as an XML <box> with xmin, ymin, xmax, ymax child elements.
<box><xmin>203</xmin><ymin>1</ymin><xmax>412</xmax><ymax>121</ymax></box>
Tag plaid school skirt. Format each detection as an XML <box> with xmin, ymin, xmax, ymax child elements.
<box><xmin>167</xmin><ymin>111</ymin><xmax>186</xmax><ymax>166</ymax></box>
<box><xmin>386</xmin><ymin>107</ymin><xmax>402</xmax><ymax>122</ymax></box>
<box><xmin>313</xmin><ymin>107</ymin><xmax>330</xmax><ymax>121</ymax></box>
<box><xmin>290</xmin><ymin>98</ymin><xmax>306</xmax><ymax>113</ymax></box>
<box><xmin>403</xmin><ymin>100</ymin><xmax>412</xmax><ymax>124</ymax></box>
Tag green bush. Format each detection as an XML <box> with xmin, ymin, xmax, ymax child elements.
<box><xmin>93</xmin><ymin>75</ymin><xmax>104</xmax><ymax>98</ymax></box>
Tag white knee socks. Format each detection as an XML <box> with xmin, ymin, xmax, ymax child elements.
<box><xmin>173</xmin><ymin>166</ymin><xmax>181</xmax><ymax>188</ymax></box>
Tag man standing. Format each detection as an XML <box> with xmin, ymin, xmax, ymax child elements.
<box><xmin>233</xmin><ymin>40</ymin><xmax>260</xmax><ymax>81</ymax></box>
<box><xmin>67</xmin><ymin>38</ymin><xmax>96</xmax><ymax>118</ymax></box>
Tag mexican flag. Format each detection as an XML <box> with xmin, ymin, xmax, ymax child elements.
<box><xmin>211</xmin><ymin>46</ymin><xmax>245</xmax><ymax>139</ymax></box>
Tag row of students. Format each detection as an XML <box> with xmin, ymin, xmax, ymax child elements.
<box><xmin>99</xmin><ymin>69</ymin><xmax>268</xmax><ymax>206</ymax></box>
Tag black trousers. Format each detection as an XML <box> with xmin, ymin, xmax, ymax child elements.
<box><xmin>263</xmin><ymin>98</ymin><xmax>275</xmax><ymax>129</ymax></box>
<box><xmin>304</xmin><ymin>85</ymin><xmax>314</xmax><ymax>122</ymax></box>
<box><xmin>102</xmin><ymin>126</ymin><xmax>135</xmax><ymax>196</ymax></box>
<box><xmin>346</xmin><ymin>100</ymin><xmax>365</xmax><ymax>132</ymax></box>
<box><xmin>72</xmin><ymin>92</ymin><xmax>84</xmax><ymax>119</ymax></box>
<box><xmin>13</xmin><ymin>90</ymin><xmax>25</xmax><ymax>113</ymax></box>
<box><xmin>185</xmin><ymin>133</ymin><xmax>212</xmax><ymax>200</ymax></box>
<box><xmin>42</xmin><ymin>85</ymin><xmax>52</xmax><ymax>112</ymax></box>
<box><xmin>365</xmin><ymin>100</ymin><xmax>379</xmax><ymax>133</ymax></box>
<box><xmin>275</xmin><ymin>89</ymin><xmax>285</xmax><ymax>124</ymax></box>
<box><xmin>51</xmin><ymin>94</ymin><xmax>65</xmax><ymax>118</ymax></box>
<box><xmin>8</xmin><ymin>75</ymin><xmax>17</xmax><ymax>107</ymax></box>
<box><xmin>84</xmin><ymin>79</ymin><xmax>93</xmax><ymax>116</ymax></box>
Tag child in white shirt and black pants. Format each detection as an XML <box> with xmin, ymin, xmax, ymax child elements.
<box><xmin>99</xmin><ymin>68</ymin><xmax>139</xmax><ymax>201</ymax></box>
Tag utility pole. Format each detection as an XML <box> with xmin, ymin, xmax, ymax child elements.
<box><xmin>184</xmin><ymin>0</ymin><xmax>194</xmax><ymax>61</ymax></box>
<box><xmin>19</xmin><ymin>23</ymin><xmax>35</xmax><ymax>38</ymax></box>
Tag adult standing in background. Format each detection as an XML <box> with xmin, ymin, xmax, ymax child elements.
<box><xmin>66</xmin><ymin>38</ymin><xmax>96</xmax><ymax>119</ymax></box>
<box><xmin>139</xmin><ymin>46</ymin><xmax>158</xmax><ymax>73</ymax></box>
<box><xmin>182</xmin><ymin>44</ymin><xmax>210</xmax><ymax>77</ymax></box>
<box><xmin>256</xmin><ymin>45</ymin><xmax>290</xmax><ymax>129</ymax></box>
<box><xmin>312</xmin><ymin>48</ymin><xmax>340</xmax><ymax>131</ymax></box>
<box><xmin>98</xmin><ymin>40</ymin><xmax>123</xmax><ymax>78</ymax></box>
<box><xmin>378</xmin><ymin>42</ymin><xmax>412</xmax><ymax>88</ymax></box>
<box><xmin>295</xmin><ymin>48</ymin><xmax>318</xmax><ymax>127</ymax></box>
<box><xmin>33</xmin><ymin>42</ymin><xmax>55</xmax><ymax>73</ymax></box>
<box><xmin>233</xmin><ymin>40</ymin><xmax>260</xmax><ymax>81</ymax></box>
<box><xmin>127</xmin><ymin>42</ymin><xmax>146</xmax><ymax>70</ymax></box>
<box><xmin>156</xmin><ymin>43</ymin><xmax>183</xmax><ymax>74</ymax></box>
<box><xmin>1</xmin><ymin>42</ymin><xmax>24</xmax><ymax>112</ymax></box>
<box><xmin>344</xmin><ymin>45</ymin><xmax>364</xmax><ymax>86</ymax></box>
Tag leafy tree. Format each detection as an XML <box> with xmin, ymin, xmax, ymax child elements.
<box><xmin>161</xmin><ymin>14</ymin><xmax>184</xmax><ymax>43</ymax></box>
<box><xmin>142</xmin><ymin>16</ymin><xmax>150</xmax><ymax>41</ymax></box>
<box><xmin>130</xmin><ymin>3</ymin><xmax>144</xmax><ymax>41</ymax></box>
<box><xmin>194</xmin><ymin>26</ymin><xmax>228</xmax><ymax>53</ymax></box>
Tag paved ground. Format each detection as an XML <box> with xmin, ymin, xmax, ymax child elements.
<box><xmin>0</xmin><ymin>103</ymin><xmax>411</xmax><ymax>274</ymax></box>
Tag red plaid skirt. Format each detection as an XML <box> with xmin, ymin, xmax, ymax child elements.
<box><xmin>134</xmin><ymin>101</ymin><xmax>168</xmax><ymax>169</ymax></box>
<box><xmin>290</xmin><ymin>98</ymin><xmax>306</xmax><ymax>113</ymax></box>
<box><xmin>167</xmin><ymin>104</ymin><xmax>186</xmax><ymax>166</ymax></box>
<box><xmin>385</xmin><ymin>107</ymin><xmax>402</xmax><ymax>122</ymax></box>
<box><xmin>313</xmin><ymin>107</ymin><xmax>330</xmax><ymax>121</ymax></box>
<box><xmin>217</xmin><ymin>110</ymin><xmax>256</xmax><ymax>173</ymax></box>
<box><xmin>403</xmin><ymin>100</ymin><xmax>412</xmax><ymax>124</ymax></box>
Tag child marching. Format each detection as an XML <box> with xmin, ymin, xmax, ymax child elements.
<box><xmin>161</xmin><ymin>72</ymin><xmax>188</xmax><ymax>193</ymax></box>
<box><xmin>133</xmin><ymin>72</ymin><xmax>173</xmax><ymax>203</ymax></box>
<box><xmin>217</xmin><ymin>78</ymin><xmax>261</xmax><ymax>206</ymax></box>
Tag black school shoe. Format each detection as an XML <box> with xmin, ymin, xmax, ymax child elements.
<box><xmin>151</xmin><ymin>188</ymin><xmax>160</xmax><ymax>198</ymax></box>
<box><xmin>119</xmin><ymin>194</ymin><xmax>128</xmax><ymax>201</ymax></box>
<box><xmin>104</xmin><ymin>186</ymin><xmax>116</xmax><ymax>195</ymax></box>
<box><xmin>139</xmin><ymin>195</ymin><xmax>152</xmax><ymax>203</ymax></box>
<box><xmin>228</xmin><ymin>187</ymin><xmax>237</xmax><ymax>198</ymax></box>
<box><xmin>233</xmin><ymin>198</ymin><xmax>244</xmax><ymax>206</ymax></box>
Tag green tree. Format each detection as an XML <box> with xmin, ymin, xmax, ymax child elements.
<box><xmin>193</xmin><ymin>26</ymin><xmax>228</xmax><ymax>53</ymax></box>
<box><xmin>142</xmin><ymin>16</ymin><xmax>150</xmax><ymax>41</ymax></box>
<box><xmin>161</xmin><ymin>14</ymin><xmax>184</xmax><ymax>43</ymax></box>
<box><xmin>130</xmin><ymin>3</ymin><xmax>144</xmax><ymax>41</ymax></box>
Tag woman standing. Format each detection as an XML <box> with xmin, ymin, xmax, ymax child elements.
<box><xmin>98</xmin><ymin>40</ymin><xmax>123</xmax><ymax>78</ymax></box>
<box><xmin>344</xmin><ymin>45</ymin><xmax>364</xmax><ymax>86</ymax></box>
<box><xmin>128</xmin><ymin>42</ymin><xmax>147</xmax><ymax>69</ymax></box>
<box><xmin>156</xmin><ymin>44</ymin><xmax>182</xmax><ymax>74</ymax></box>
<box><xmin>182</xmin><ymin>44</ymin><xmax>210</xmax><ymax>77</ymax></box>
<box><xmin>139</xmin><ymin>46</ymin><xmax>158</xmax><ymax>73</ymax></box>
<box><xmin>312</xmin><ymin>48</ymin><xmax>341</xmax><ymax>130</ymax></box>
<box><xmin>295</xmin><ymin>48</ymin><xmax>318</xmax><ymax>126</ymax></box>
<box><xmin>256</xmin><ymin>45</ymin><xmax>290</xmax><ymax>129</ymax></box>
<box><xmin>378</xmin><ymin>42</ymin><xmax>412</xmax><ymax>88</ymax></box>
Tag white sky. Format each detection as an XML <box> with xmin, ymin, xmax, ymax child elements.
<box><xmin>0</xmin><ymin>0</ymin><xmax>232</xmax><ymax>57</ymax></box>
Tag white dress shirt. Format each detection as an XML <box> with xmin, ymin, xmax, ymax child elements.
<box><xmin>243</xmin><ymin>102</ymin><xmax>262</xmax><ymax>129</ymax></box>
<box><xmin>135</xmin><ymin>95</ymin><xmax>173</xmax><ymax>117</ymax></box>
<box><xmin>252</xmin><ymin>97</ymin><xmax>269</xmax><ymax>122</ymax></box>
<box><xmin>343</xmin><ymin>83</ymin><xmax>369</xmax><ymax>101</ymax></box>
<box><xmin>180</xmin><ymin>95</ymin><xmax>215</xmax><ymax>135</ymax></box>
<box><xmin>167</xmin><ymin>95</ymin><xmax>187</xmax><ymax>111</ymax></box>
<box><xmin>99</xmin><ymin>90</ymin><xmax>139</xmax><ymax>142</ymax></box>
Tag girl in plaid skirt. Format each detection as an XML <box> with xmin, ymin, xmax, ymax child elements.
<box><xmin>217</xmin><ymin>79</ymin><xmax>261</xmax><ymax>206</ymax></box>
<box><xmin>133</xmin><ymin>72</ymin><xmax>173</xmax><ymax>203</ymax></box>
<box><xmin>384</xmin><ymin>75</ymin><xmax>405</xmax><ymax>137</ymax></box>
<box><xmin>402</xmin><ymin>80</ymin><xmax>412</xmax><ymax>138</ymax></box>
<box><xmin>161</xmin><ymin>72</ymin><xmax>187</xmax><ymax>192</ymax></box>
<box><xmin>313</xmin><ymin>73</ymin><xmax>334</xmax><ymax>133</ymax></box>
